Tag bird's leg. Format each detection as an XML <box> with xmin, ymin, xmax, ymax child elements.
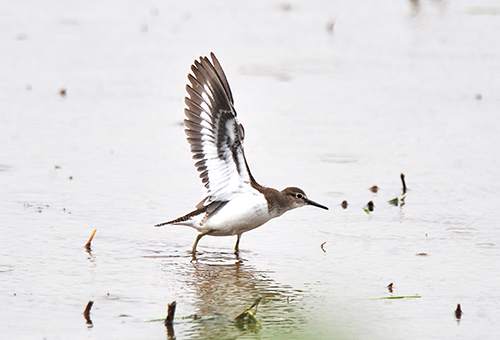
<box><xmin>234</xmin><ymin>234</ymin><xmax>242</xmax><ymax>254</ymax></box>
<box><xmin>192</xmin><ymin>232</ymin><xmax>208</xmax><ymax>254</ymax></box>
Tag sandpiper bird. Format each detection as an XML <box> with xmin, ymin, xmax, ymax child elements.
<box><xmin>155</xmin><ymin>53</ymin><xmax>328</xmax><ymax>254</ymax></box>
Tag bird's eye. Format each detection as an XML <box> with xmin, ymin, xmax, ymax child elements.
<box><xmin>295</xmin><ymin>193</ymin><xmax>304</xmax><ymax>199</ymax></box>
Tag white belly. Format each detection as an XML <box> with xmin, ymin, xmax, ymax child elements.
<box><xmin>192</xmin><ymin>193</ymin><xmax>271</xmax><ymax>236</ymax></box>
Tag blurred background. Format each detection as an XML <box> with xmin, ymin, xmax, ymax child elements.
<box><xmin>1</xmin><ymin>1</ymin><xmax>499</xmax><ymax>339</ymax></box>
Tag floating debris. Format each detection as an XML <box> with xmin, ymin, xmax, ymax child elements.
<box><xmin>364</xmin><ymin>201</ymin><xmax>375</xmax><ymax>213</ymax></box>
<box><xmin>341</xmin><ymin>200</ymin><xmax>348</xmax><ymax>209</ymax></box>
<box><xmin>369</xmin><ymin>185</ymin><xmax>379</xmax><ymax>193</ymax></box>
<box><xmin>83</xmin><ymin>301</ymin><xmax>94</xmax><ymax>327</ymax></box>
<box><xmin>234</xmin><ymin>298</ymin><xmax>263</xmax><ymax>331</ymax></box>
<box><xmin>416</xmin><ymin>252</ymin><xmax>428</xmax><ymax>256</ymax></box>
<box><xmin>24</xmin><ymin>202</ymin><xmax>50</xmax><ymax>213</ymax></box>
<box><xmin>59</xmin><ymin>88</ymin><xmax>66</xmax><ymax>97</ymax></box>
<box><xmin>387</xmin><ymin>282</ymin><xmax>394</xmax><ymax>294</ymax></box>
<box><xmin>326</xmin><ymin>19</ymin><xmax>336</xmax><ymax>34</ymax></box>
<box><xmin>320</xmin><ymin>242</ymin><xmax>327</xmax><ymax>253</ymax></box>
<box><xmin>85</xmin><ymin>229</ymin><xmax>97</xmax><ymax>251</ymax></box>
<box><xmin>455</xmin><ymin>303</ymin><xmax>463</xmax><ymax>321</ymax></box>
<box><xmin>476</xmin><ymin>93</ymin><xmax>482</xmax><ymax>100</ymax></box>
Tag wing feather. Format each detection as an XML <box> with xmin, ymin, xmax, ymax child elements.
<box><xmin>184</xmin><ymin>54</ymin><xmax>256</xmax><ymax>209</ymax></box>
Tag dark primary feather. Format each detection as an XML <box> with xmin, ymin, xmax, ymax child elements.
<box><xmin>183</xmin><ymin>53</ymin><xmax>257</xmax><ymax>208</ymax></box>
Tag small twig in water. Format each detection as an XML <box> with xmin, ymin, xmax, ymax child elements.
<box><xmin>320</xmin><ymin>242</ymin><xmax>327</xmax><ymax>253</ymax></box>
<box><xmin>83</xmin><ymin>301</ymin><xmax>94</xmax><ymax>327</ymax></box>
<box><xmin>165</xmin><ymin>301</ymin><xmax>177</xmax><ymax>326</ymax></box>
<box><xmin>165</xmin><ymin>301</ymin><xmax>177</xmax><ymax>339</ymax></box>
<box><xmin>388</xmin><ymin>174</ymin><xmax>408</xmax><ymax>206</ymax></box>
<box><xmin>455</xmin><ymin>303</ymin><xmax>463</xmax><ymax>321</ymax></box>
<box><xmin>85</xmin><ymin>229</ymin><xmax>97</xmax><ymax>251</ymax></box>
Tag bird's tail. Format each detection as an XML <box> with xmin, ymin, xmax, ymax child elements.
<box><xmin>154</xmin><ymin>221</ymin><xmax>173</xmax><ymax>227</ymax></box>
<box><xmin>154</xmin><ymin>206</ymin><xmax>208</xmax><ymax>227</ymax></box>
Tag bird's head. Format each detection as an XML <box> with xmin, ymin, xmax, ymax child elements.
<box><xmin>281</xmin><ymin>187</ymin><xmax>329</xmax><ymax>210</ymax></box>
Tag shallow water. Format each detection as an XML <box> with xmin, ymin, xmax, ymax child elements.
<box><xmin>1</xmin><ymin>0</ymin><xmax>500</xmax><ymax>339</ymax></box>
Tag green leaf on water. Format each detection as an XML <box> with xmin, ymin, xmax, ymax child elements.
<box><xmin>145</xmin><ymin>315</ymin><xmax>216</xmax><ymax>323</ymax></box>
<box><xmin>388</xmin><ymin>193</ymin><xmax>407</xmax><ymax>206</ymax></box>
<box><xmin>369</xmin><ymin>295</ymin><xmax>421</xmax><ymax>300</ymax></box>
<box><xmin>234</xmin><ymin>297</ymin><xmax>263</xmax><ymax>331</ymax></box>
<box><xmin>388</xmin><ymin>197</ymin><xmax>399</xmax><ymax>206</ymax></box>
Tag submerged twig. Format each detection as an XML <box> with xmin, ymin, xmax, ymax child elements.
<box><xmin>85</xmin><ymin>229</ymin><xmax>97</xmax><ymax>251</ymax></box>
<box><xmin>401</xmin><ymin>173</ymin><xmax>407</xmax><ymax>194</ymax></box>
<box><xmin>165</xmin><ymin>301</ymin><xmax>176</xmax><ymax>339</ymax></box>
<box><xmin>83</xmin><ymin>301</ymin><xmax>94</xmax><ymax>327</ymax></box>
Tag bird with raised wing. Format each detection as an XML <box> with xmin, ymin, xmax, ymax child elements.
<box><xmin>155</xmin><ymin>53</ymin><xmax>328</xmax><ymax>254</ymax></box>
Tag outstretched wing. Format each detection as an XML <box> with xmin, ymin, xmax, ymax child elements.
<box><xmin>184</xmin><ymin>53</ymin><xmax>255</xmax><ymax>207</ymax></box>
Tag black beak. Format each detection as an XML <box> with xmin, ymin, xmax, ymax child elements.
<box><xmin>305</xmin><ymin>198</ymin><xmax>329</xmax><ymax>210</ymax></box>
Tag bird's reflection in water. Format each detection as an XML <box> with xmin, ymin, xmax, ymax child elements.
<box><xmin>160</xmin><ymin>251</ymin><xmax>306</xmax><ymax>339</ymax></box>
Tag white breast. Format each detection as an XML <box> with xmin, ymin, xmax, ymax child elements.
<box><xmin>197</xmin><ymin>192</ymin><xmax>271</xmax><ymax>236</ymax></box>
